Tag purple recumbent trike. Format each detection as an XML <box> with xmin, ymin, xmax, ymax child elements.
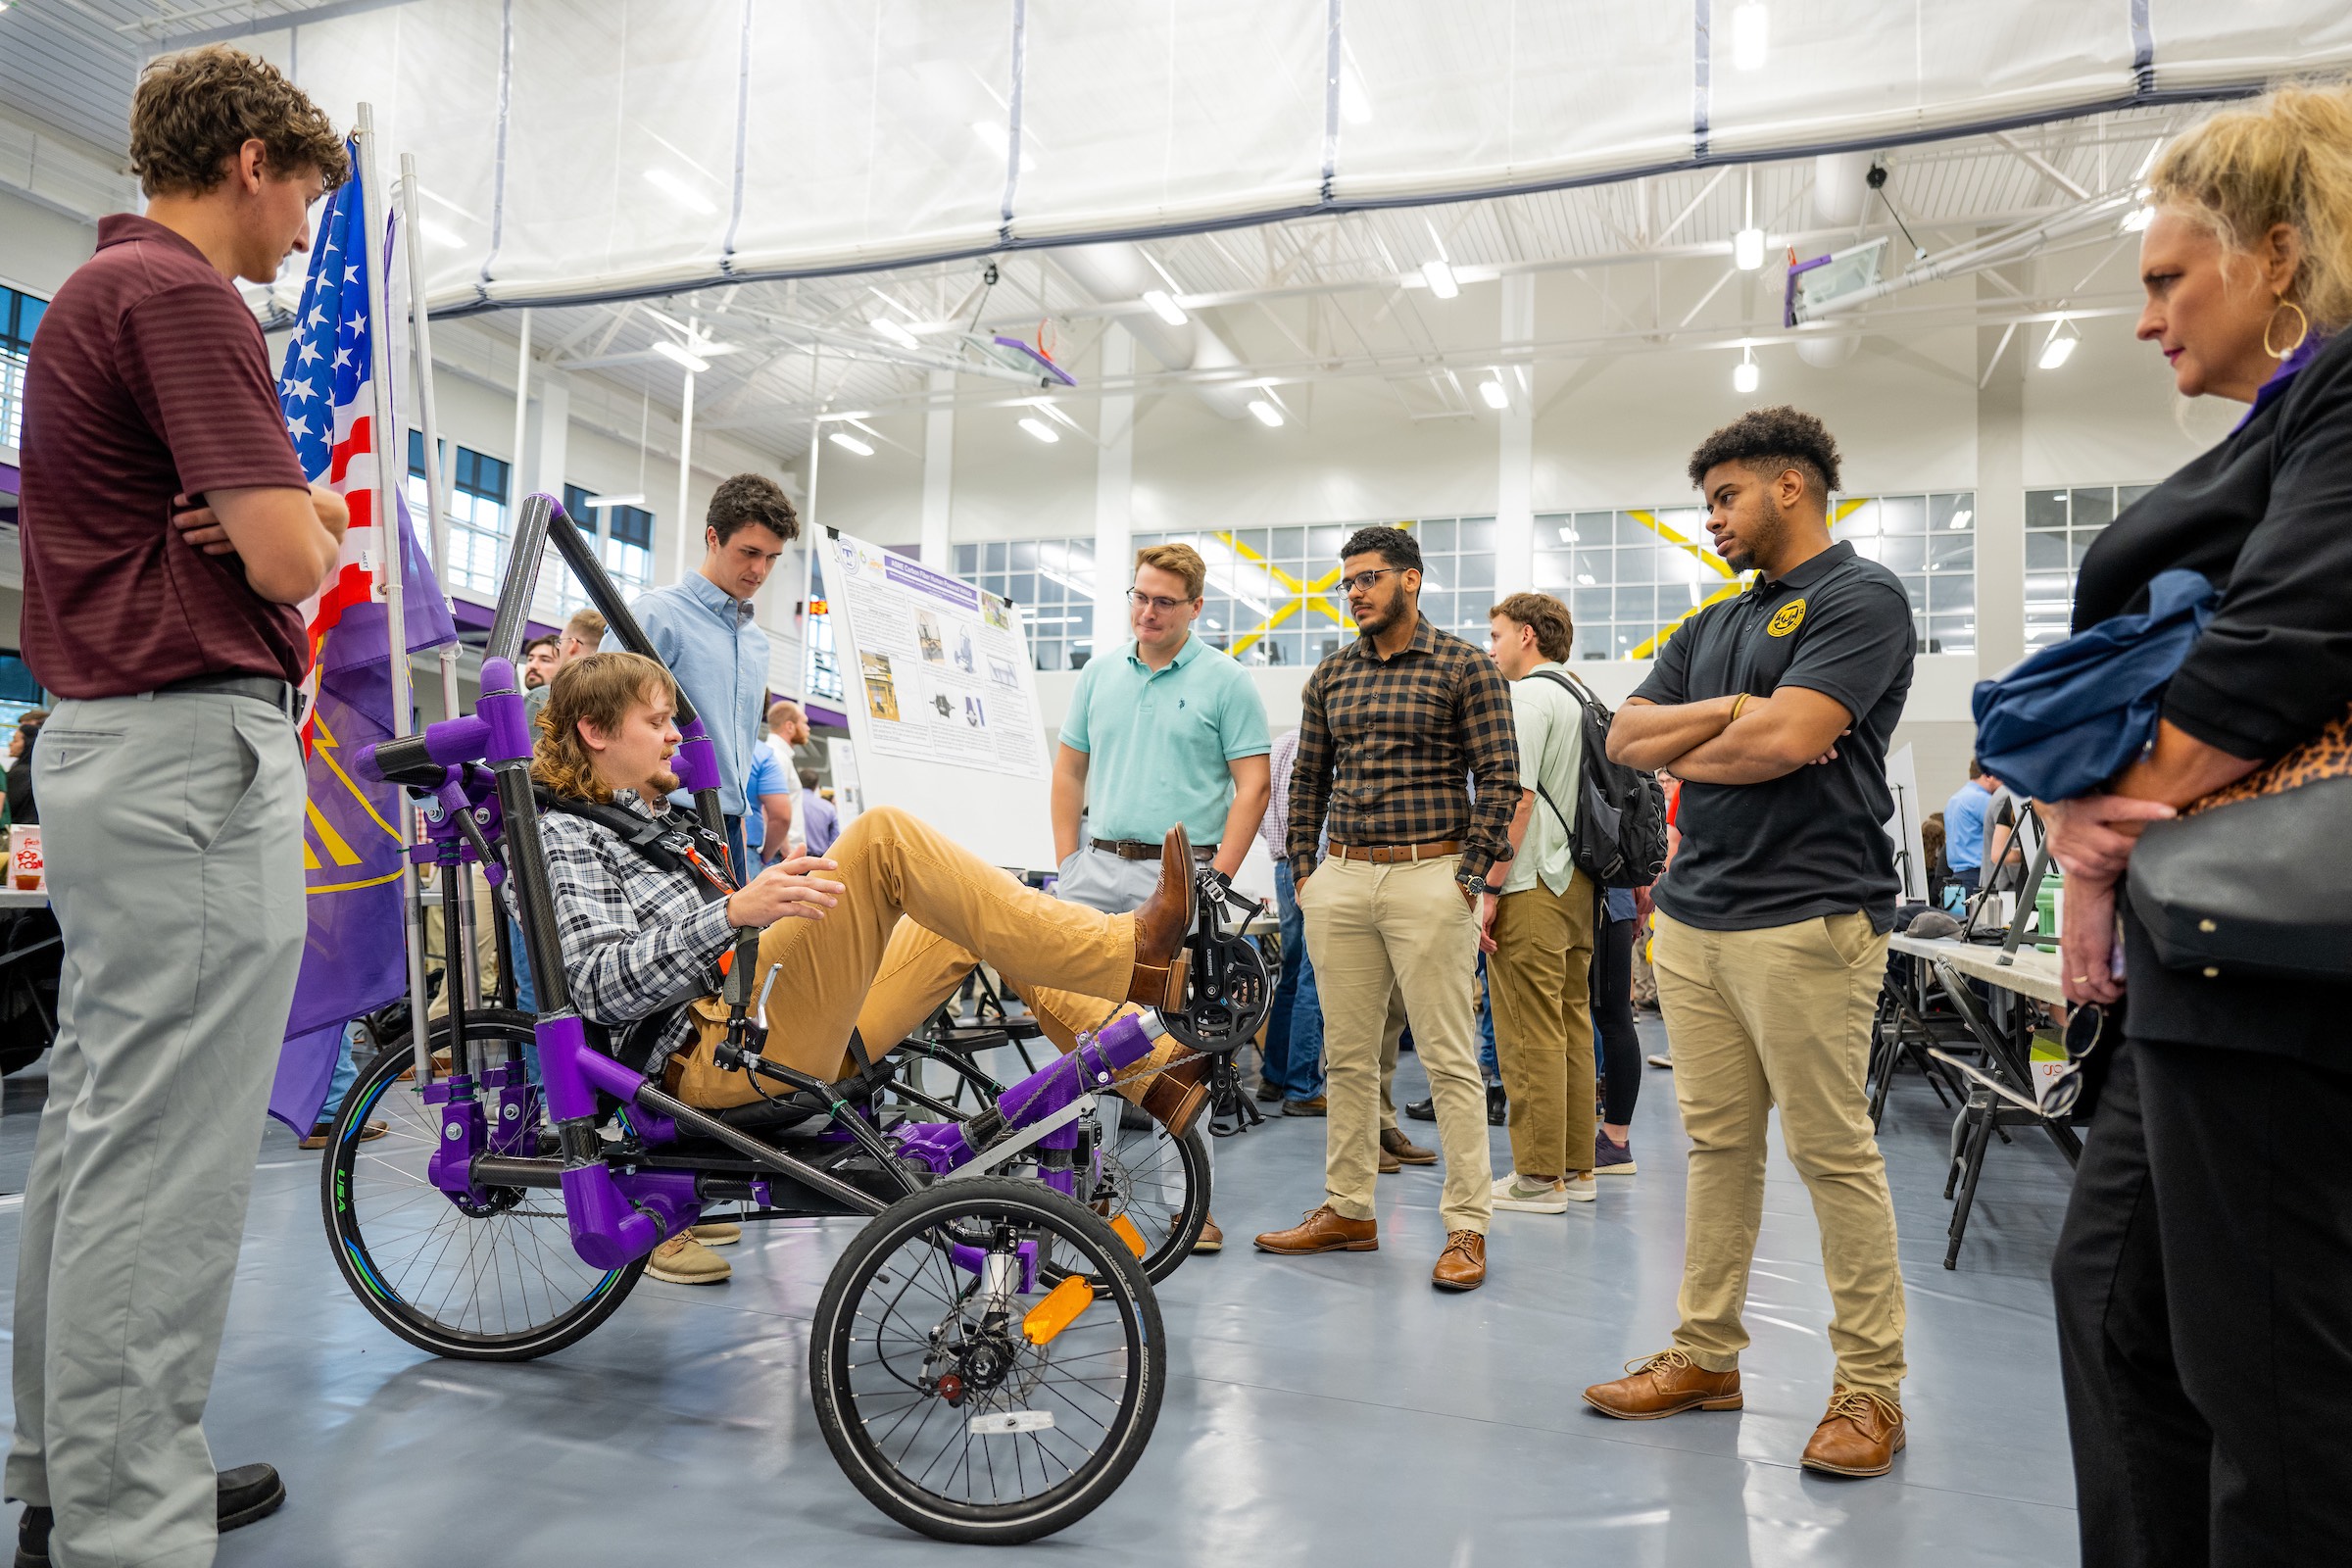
<box><xmin>318</xmin><ymin>495</ymin><xmax>1269</xmax><ymax>1544</ymax></box>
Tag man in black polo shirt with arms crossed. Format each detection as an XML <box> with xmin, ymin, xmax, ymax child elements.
<box><xmin>1580</xmin><ymin>408</ymin><xmax>1916</xmax><ymax>1478</ymax></box>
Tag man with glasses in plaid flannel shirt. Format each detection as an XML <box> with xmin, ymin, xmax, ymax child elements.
<box><xmin>1254</xmin><ymin>525</ymin><xmax>1520</xmax><ymax>1292</ymax></box>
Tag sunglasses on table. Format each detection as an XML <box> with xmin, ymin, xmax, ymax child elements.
<box><xmin>1929</xmin><ymin>1002</ymin><xmax>2115</xmax><ymax>1121</ymax></box>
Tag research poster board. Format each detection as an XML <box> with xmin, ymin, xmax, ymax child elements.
<box><xmin>821</xmin><ymin>528</ymin><xmax>1055</xmax><ymax>870</ymax></box>
<box><xmin>1884</xmin><ymin>743</ymin><xmax>1930</xmax><ymax>903</ymax></box>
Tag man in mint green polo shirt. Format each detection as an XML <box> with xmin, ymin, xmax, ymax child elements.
<box><xmin>1054</xmin><ymin>543</ymin><xmax>1271</xmax><ymax>1255</ymax></box>
<box><xmin>1052</xmin><ymin>542</ymin><xmax>1273</xmax><ymax>914</ymax></box>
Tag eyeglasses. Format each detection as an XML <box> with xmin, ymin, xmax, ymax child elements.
<box><xmin>1340</xmin><ymin>568</ymin><xmax>1404</xmax><ymax>596</ymax></box>
<box><xmin>1126</xmin><ymin>589</ymin><xmax>1193</xmax><ymax>612</ymax></box>
<box><xmin>1929</xmin><ymin>1002</ymin><xmax>2113</xmax><ymax>1120</ymax></box>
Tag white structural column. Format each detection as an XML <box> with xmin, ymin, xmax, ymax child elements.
<box><xmin>920</xmin><ymin>368</ymin><xmax>956</xmax><ymax>568</ymax></box>
<box><xmin>673</xmin><ymin>365</ymin><xmax>698</xmax><ymax>583</ymax></box>
<box><xmin>1975</xmin><ymin>273</ymin><xmax>2028</xmax><ymax>674</ymax></box>
<box><xmin>1494</xmin><ymin>273</ymin><xmax>1537</xmax><ymax>594</ymax></box>
<box><xmin>525</xmin><ymin>365</ymin><xmax>569</xmax><ymax>501</ymax></box>
<box><xmin>1094</xmin><ymin>326</ymin><xmax>1136</xmax><ymax>653</ymax></box>
<box><xmin>509</xmin><ymin>307</ymin><xmax>532</xmax><ymax>508</ymax></box>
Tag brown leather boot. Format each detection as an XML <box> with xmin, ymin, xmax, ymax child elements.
<box><xmin>1382</xmin><ymin>1127</ymin><xmax>1437</xmax><ymax>1166</ymax></box>
<box><xmin>1582</xmin><ymin>1350</ymin><xmax>1743</xmax><ymax>1419</ymax></box>
<box><xmin>1135</xmin><ymin>1047</ymin><xmax>1209</xmax><ymax>1138</ymax></box>
<box><xmin>1800</xmin><ymin>1387</ymin><xmax>1906</xmax><ymax>1477</ymax></box>
<box><xmin>1431</xmin><ymin>1230</ymin><xmax>1487</xmax><ymax>1291</ymax></box>
<box><xmin>1126</xmin><ymin>825</ymin><xmax>1196</xmax><ymax>1009</ymax></box>
<box><xmin>1253</xmin><ymin>1205</ymin><xmax>1378</xmax><ymax>1254</ymax></box>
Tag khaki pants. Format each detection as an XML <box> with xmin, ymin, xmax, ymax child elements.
<box><xmin>1486</xmin><ymin>871</ymin><xmax>1597</xmax><ymax>1182</ymax></box>
<box><xmin>742</xmin><ymin>806</ymin><xmax>1136</xmax><ymax>1081</ymax></box>
<box><xmin>1302</xmin><ymin>855</ymin><xmax>1491</xmax><ymax>1234</ymax></box>
<box><xmin>1653</xmin><ymin>909</ymin><xmax>1906</xmax><ymax>1396</ymax></box>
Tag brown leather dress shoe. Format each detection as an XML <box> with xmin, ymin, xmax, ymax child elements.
<box><xmin>1431</xmin><ymin>1230</ymin><xmax>1487</xmax><ymax>1291</ymax></box>
<box><xmin>1379</xmin><ymin>1140</ymin><xmax>1401</xmax><ymax>1174</ymax></box>
<box><xmin>1126</xmin><ymin>825</ymin><xmax>1197</xmax><ymax>1009</ymax></box>
<box><xmin>1253</xmin><ymin>1205</ymin><xmax>1378</xmax><ymax>1254</ymax></box>
<box><xmin>1193</xmin><ymin>1214</ymin><xmax>1223</xmax><ymax>1252</ymax></box>
<box><xmin>1135</xmin><ymin>1048</ymin><xmax>1209</xmax><ymax>1138</ymax></box>
<box><xmin>1800</xmin><ymin>1387</ymin><xmax>1906</xmax><ymax>1477</ymax></box>
<box><xmin>1382</xmin><ymin>1127</ymin><xmax>1437</xmax><ymax>1166</ymax></box>
<box><xmin>1582</xmin><ymin>1349</ymin><xmax>1743</xmax><ymax>1419</ymax></box>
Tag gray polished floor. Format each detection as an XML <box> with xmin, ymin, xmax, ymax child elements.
<box><xmin>0</xmin><ymin>1018</ymin><xmax>2082</xmax><ymax>1565</ymax></box>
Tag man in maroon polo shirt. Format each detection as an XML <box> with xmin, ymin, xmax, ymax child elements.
<box><xmin>7</xmin><ymin>46</ymin><xmax>350</xmax><ymax>1568</ymax></box>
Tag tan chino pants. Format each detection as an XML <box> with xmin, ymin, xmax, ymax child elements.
<box><xmin>1653</xmin><ymin>909</ymin><xmax>1907</xmax><ymax>1396</ymax></box>
<box><xmin>1486</xmin><ymin>871</ymin><xmax>1598</xmax><ymax>1182</ymax></box>
<box><xmin>1303</xmin><ymin>855</ymin><xmax>1493</xmax><ymax>1234</ymax></box>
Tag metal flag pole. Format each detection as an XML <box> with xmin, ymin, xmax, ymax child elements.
<box><xmin>398</xmin><ymin>151</ymin><xmax>476</xmax><ymax>1033</ymax></box>
<box><xmin>355</xmin><ymin>104</ymin><xmax>431</xmax><ymax>1100</ymax></box>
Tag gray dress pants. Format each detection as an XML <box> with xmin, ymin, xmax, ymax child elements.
<box><xmin>7</xmin><ymin>691</ymin><xmax>306</xmax><ymax>1568</ymax></box>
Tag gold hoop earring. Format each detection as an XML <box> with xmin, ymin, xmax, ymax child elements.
<box><xmin>2264</xmin><ymin>296</ymin><xmax>2311</xmax><ymax>360</ymax></box>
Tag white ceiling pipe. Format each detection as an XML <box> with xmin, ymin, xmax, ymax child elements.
<box><xmin>1050</xmin><ymin>242</ymin><xmax>1257</xmax><ymax>419</ymax></box>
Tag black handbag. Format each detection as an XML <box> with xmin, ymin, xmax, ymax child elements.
<box><xmin>2126</xmin><ymin>710</ymin><xmax>2352</xmax><ymax>982</ymax></box>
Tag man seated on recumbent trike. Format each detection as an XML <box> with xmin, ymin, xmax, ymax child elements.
<box><xmin>534</xmin><ymin>651</ymin><xmax>1212</xmax><ymax>1284</ymax></box>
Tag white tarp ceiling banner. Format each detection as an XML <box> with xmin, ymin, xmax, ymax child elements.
<box><xmin>280</xmin><ymin>0</ymin><xmax>2352</xmax><ymax>313</ymax></box>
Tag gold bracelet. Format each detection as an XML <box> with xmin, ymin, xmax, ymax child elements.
<box><xmin>1729</xmin><ymin>693</ymin><xmax>1749</xmax><ymax>723</ymax></box>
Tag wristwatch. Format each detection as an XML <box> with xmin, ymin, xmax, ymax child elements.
<box><xmin>1456</xmin><ymin>870</ymin><xmax>1489</xmax><ymax>898</ymax></box>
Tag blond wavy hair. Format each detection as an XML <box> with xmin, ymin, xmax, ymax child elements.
<box><xmin>530</xmin><ymin>651</ymin><xmax>678</xmax><ymax>805</ymax></box>
<box><xmin>2151</xmin><ymin>80</ymin><xmax>2352</xmax><ymax>333</ymax></box>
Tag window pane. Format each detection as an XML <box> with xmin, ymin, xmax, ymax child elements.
<box><xmin>1839</xmin><ymin>498</ymin><xmax>1881</xmax><ymax>537</ymax></box>
<box><xmin>2073</xmin><ymin>488</ymin><xmax>2117</xmax><ymax>530</ymax></box>
<box><xmin>2118</xmin><ymin>484</ymin><xmax>2158</xmax><ymax>511</ymax></box>
<box><xmin>1879</xmin><ymin>495</ymin><xmax>1926</xmax><ymax>534</ymax></box>
<box><xmin>1928</xmin><ymin>532</ymin><xmax>1974</xmax><ymax>571</ymax></box>
<box><xmin>985</xmin><ymin>541</ymin><xmax>1007</xmax><ymax>572</ymax></box>
<box><xmin>1458</xmin><ymin>517</ymin><xmax>1494</xmax><ymax>554</ymax></box>
<box><xmin>2027</xmin><ymin>489</ymin><xmax>2071</xmax><ymax>530</ymax></box>
<box><xmin>1880</xmin><ymin>535</ymin><xmax>1926</xmax><ymax>575</ymax></box>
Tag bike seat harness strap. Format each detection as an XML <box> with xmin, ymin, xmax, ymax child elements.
<box><xmin>535</xmin><ymin>788</ymin><xmax>740</xmax><ymax>903</ymax></box>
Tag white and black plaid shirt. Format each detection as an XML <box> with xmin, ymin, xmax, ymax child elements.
<box><xmin>539</xmin><ymin>791</ymin><xmax>737</xmax><ymax>1063</ymax></box>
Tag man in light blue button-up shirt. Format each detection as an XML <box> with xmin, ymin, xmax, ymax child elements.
<box><xmin>634</xmin><ymin>473</ymin><xmax>796</xmax><ymax>875</ymax></box>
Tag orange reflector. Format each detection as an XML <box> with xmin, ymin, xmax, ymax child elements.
<box><xmin>1108</xmin><ymin>1214</ymin><xmax>1148</xmax><ymax>1258</ymax></box>
<box><xmin>716</xmin><ymin>950</ymin><xmax>734</xmax><ymax>978</ymax></box>
<box><xmin>1022</xmin><ymin>1275</ymin><xmax>1096</xmax><ymax>1345</ymax></box>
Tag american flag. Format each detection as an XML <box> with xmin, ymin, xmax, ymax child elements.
<box><xmin>267</xmin><ymin>147</ymin><xmax>456</xmax><ymax>1135</ymax></box>
<box><xmin>279</xmin><ymin>146</ymin><xmax>412</xmax><ymax>736</ymax></box>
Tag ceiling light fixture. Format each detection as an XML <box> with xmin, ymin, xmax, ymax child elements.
<box><xmin>1577</xmin><ymin>572</ymin><xmax>1596</xmax><ymax>586</ymax></box>
<box><xmin>1735</xmin><ymin>165</ymin><xmax>1765</xmax><ymax>270</ymax></box>
<box><xmin>870</xmin><ymin>316</ymin><xmax>920</xmax><ymax>350</ymax></box>
<box><xmin>1734</xmin><ymin>346</ymin><xmax>1760</xmax><ymax>394</ymax></box>
<box><xmin>2121</xmin><ymin>204</ymin><xmax>2154</xmax><ymax>232</ymax></box>
<box><xmin>643</xmin><ymin>168</ymin><xmax>716</xmax><ymax>216</ymax></box>
<box><xmin>1248</xmin><ymin>399</ymin><xmax>1286</xmax><ymax>427</ymax></box>
<box><xmin>2037</xmin><ymin>318</ymin><xmax>2080</xmax><ymax>371</ymax></box>
<box><xmin>1732</xmin><ymin>2</ymin><xmax>1769</xmax><ymax>71</ymax></box>
<box><xmin>1421</xmin><ymin>259</ymin><xmax>1459</xmax><ymax>299</ymax></box>
<box><xmin>1018</xmin><ymin>416</ymin><xmax>1060</xmax><ymax>443</ymax></box>
<box><xmin>581</xmin><ymin>493</ymin><xmax>643</xmax><ymax>510</ymax></box>
<box><xmin>1557</xmin><ymin>525</ymin><xmax>1581</xmax><ymax>543</ymax></box>
<box><xmin>1947</xmin><ymin>508</ymin><xmax>1974</xmax><ymax>530</ymax></box>
<box><xmin>1479</xmin><ymin>376</ymin><xmax>1510</xmax><ymax>410</ymax></box>
<box><xmin>651</xmin><ymin>339</ymin><xmax>710</xmax><ymax>373</ymax></box>
<box><xmin>1141</xmin><ymin>288</ymin><xmax>1189</xmax><ymax>326</ymax></box>
<box><xmin>828</xmin><ymin>432</ymin><xmax>875</xmax><ymax>457</ymax></box>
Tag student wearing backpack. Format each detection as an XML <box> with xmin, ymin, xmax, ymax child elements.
<box><xmin>1478</xmin><ymin>593</ymin><xmax>1603</xmax><ymax>1212</ymax></box>
<box><xmin>1581</xmin><ymin>408</ymin><xmax>1916</xmax><ymax>1481</ymax></box>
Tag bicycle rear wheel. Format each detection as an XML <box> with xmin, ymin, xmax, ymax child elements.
<box><xmin>809</xmin><ymin>1177</ymin><xmax>1163</xmax><ymax>1544</ymax></box>
<box><xmin>321</xmin><ymin>1011</ymin><xmax>644</xmax><ymax>1361</ymax></box>
<box><xmin>1084</xmin><ymin>1114</ymin><xmax>1210</xmax><ymax>1283</ymax></box>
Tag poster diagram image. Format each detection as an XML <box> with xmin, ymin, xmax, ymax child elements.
<box><xmin>954</xmin><ymin>628</ymin><xmax>976</xmax><ymax>674</ymax></box>
<box><xmin>916</xmin><ymin>611</ymin><xmax>947</xmax><ymax>663</ymax></box>
<box><xmin>988</xmin><ymin>657</ymin><xmax>1019</xmax><ymax>688</ymax></box>
<box><xmin>983</xmin><ymin>598</ymin><xmax>1012</xmax><ymax>632</ymax></box>
<box><xmin>861</xmin><ymin>653</ymin><xmax>901</xmax><ymax>721</ymax></box>
<box><xmin>965</xmin><ymin>695</ymin><xmax>987</xmax><ymax>728</ymax></box>
<box><xmin>930</xmin><ymin>692</ymin><xmax>955</xmax><ymax>720</ymax></box>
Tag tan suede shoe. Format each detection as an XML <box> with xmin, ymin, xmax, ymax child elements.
<box><xmin>1431</xmin><ymin>1231</ymin><xmax>1487</xmax><ymax>1291</ymax></box>
<box><xmin>1801</xmin><ymin>1387</ymin><xmax>1906</xmax><ymax>1477</ymax></box>
<box><xmin>1253</xmin><ymin>1205</ymin><xmax>1378</xmax><ymax>1254</ymax></box>
<box><xmin>647</xmin><ymin>1234</ymin><xmax>731</xmax><ymax>1285</ymax></box>
<box><xmin>1193</xmin><ymin>1214</ymin><xmax>1223</xmax><ymax>1253</ymax></box>
<box><xmin>689</xmin><ymin>1222</ymin><xmax>742</xmax><ymax>1247</ymax></box>
<box><xmin>1126</xmin><ymin>825</ymin><xmax>1196</xmax><ymax>1008</ymax></box>
<box><xmin>1582</xmin><ymin>1349</ymin><xmax>1743</xmax><ymax>1419</ymax></box>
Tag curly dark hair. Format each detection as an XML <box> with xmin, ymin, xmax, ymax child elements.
<box><xmin>130</xmin><ymin>45</ymin><xmax>348</xmax><ymax>198</ymax></box>
<box><xmin>707</xmin><ymin>473</ymin><xmax>801</xmax><ymax>547</ymax></box>
<box><xmin>1338</xmin><ymin>524</ymin><xmax>1422</xmax><ymax>574</ymax></box>
<box><xmin>1686</xmin><ymin>406</ymin><xmax>1842</xmax><ymax>504</ymax></box>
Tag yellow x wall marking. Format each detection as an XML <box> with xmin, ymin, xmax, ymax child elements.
<box><xmin>1628</xmin><ymin>498</ymin><xmax>1872</xmax><ymax>660</ymax></box>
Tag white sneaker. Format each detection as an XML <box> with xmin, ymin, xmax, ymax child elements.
<box><xmin>1492</xmin><ymin>1173</ymin><xmax>1571</xmax><ymax>1213</ymax></box>
<box><xmin>1562</xmin><ymin>1172</ymin><xmax>1598</xmax><ymax>1203</ymax></box>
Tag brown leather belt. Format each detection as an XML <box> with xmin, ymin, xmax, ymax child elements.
<box><xmin>1091</xmin><ymin>837</ymin><xmax>1218</xmax><ymax>862</ymax></box>
<box><xmin>1332</xmin><ymin>840</ymin><xmax>1462</xmax><ymax>864</ymax></box>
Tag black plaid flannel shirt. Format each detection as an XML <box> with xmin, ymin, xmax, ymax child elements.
<box><xmin>1287</xmin><ymin>613</ymin><xmax>1520</xmax><ymax>883</ymax></box>
<box><xmin>540</xmin><ymin>792</ymin><xmax>736</xmax><ymax>1065</ymax></box>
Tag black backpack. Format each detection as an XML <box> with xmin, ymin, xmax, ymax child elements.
<box><xmin>1525</xmin><ymin>670</ymin><xmax>1669</xmax><ymax>889</ymax></box>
